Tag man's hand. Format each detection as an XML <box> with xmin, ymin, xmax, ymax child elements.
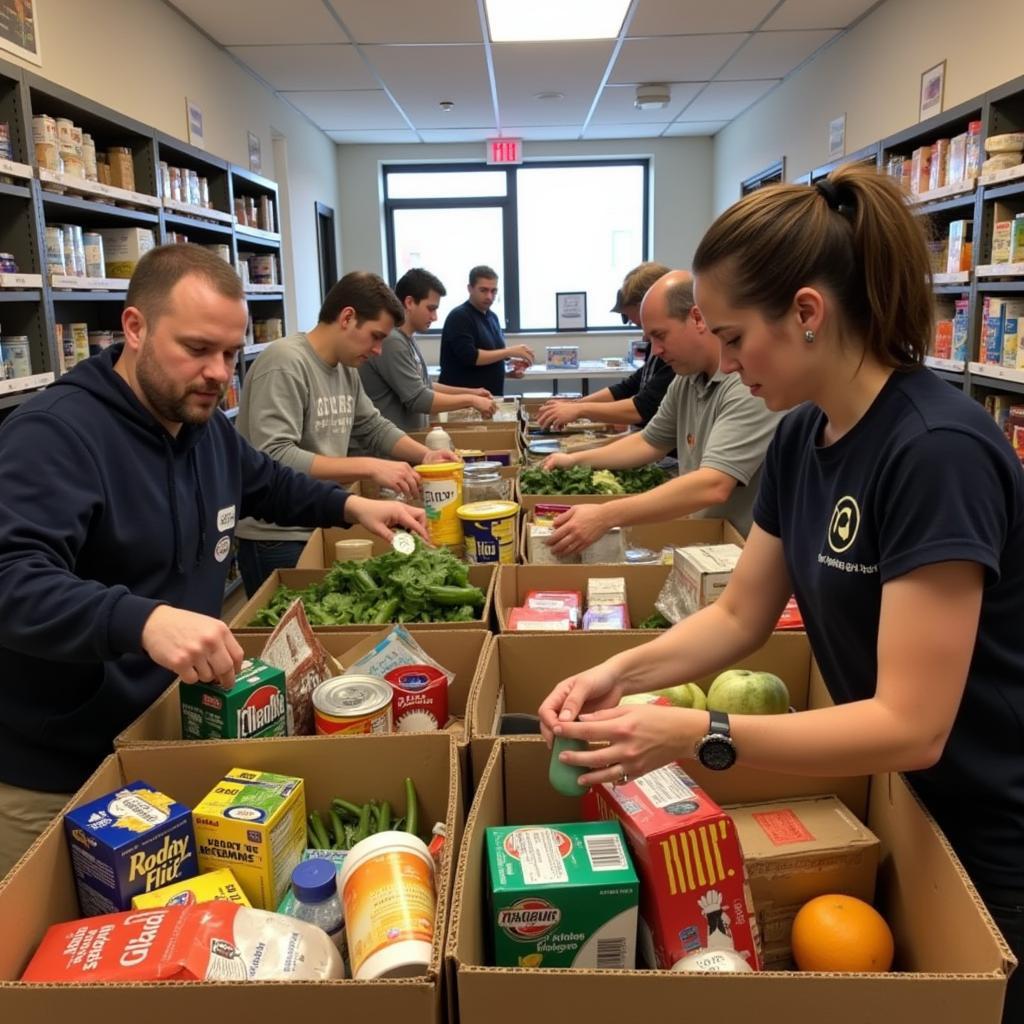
<box><xmin>367</xmin><ymin>457</ymin><xmax>422</xmax><ymax>498</ymax></box>
<box><xmin>541</xmin><ymin>452</ymin><xmax>577</xmax><ymax>471</ymax></box>
<box><xmin>548</xmin><ymin>503</ymin><xmax>614</xmax><ymax>556</ymax></box>
<box><xmin>507</xmin><ymin>344</ymin><xmax>535</xmax><ymax>366</ymax></box>
<box><xmin>141</xmin><ymin>606</ymin><xmax>244</xmax><ymax>689</ymax></box>
<box><xmin>537</xmin><ymin>401</ymin><xmax>580</xmax><ymax>430</ymax></box>
<box><xmin>421</xmin><ymin>448</ymin><xmax>459</xmax><ymax>464</ymax></box>
<box><xmin>471</xmin><ymin>395</ymin><xmax>499</xmax><ymax>418</ymax></box>
<box><xmin>344</xmin><ymin>495</ymin><xmax>430</xmax><ymax>545</ymax></box>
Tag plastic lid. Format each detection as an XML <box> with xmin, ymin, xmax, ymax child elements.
<box><xmin>292</xmin><ymin>857</ymin><xmax>338</xmax><ymax>902</ymax></box>
<box><xmin>415</xmin><ymin>462</ymin><xmax>463</xmax><ymax>476</ymax></box>
<box><xmin>391</xmin><ymin>531</ymin><xmax>416</xmax><ymax>555</ymax></box>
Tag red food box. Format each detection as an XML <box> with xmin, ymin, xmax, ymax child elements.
<box><xmin>384</xmin><ymin>663</ymin><xmax>448</xmax><ymax>732</ymax></box>
<box><xmin>506</xmin><ymin>607</ymin><xmax>574</xmax><ymax>631</ymax></box>
<box><xmin>775</xmin><ymin>595</ymin><xmax>805</xmax><ymax>631</ymax></box>
<box><xmin>583</xmin><ymin>763</ymin><xmax>761</xmax><ymax>971</ymax></box>
<box><xmin>525</xmin><ymin>589</ymin><xmax>582</xmax><ymax>627</ymax></box>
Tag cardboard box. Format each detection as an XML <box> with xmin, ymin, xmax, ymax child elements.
<box><xmin>295</xmin><ymin>525</ymin><xmax>399</xmax><ymax>567</ymax></box>
<box><xmin>446</xmin><ymin>738</ymin><xmax>1013</xmax><ymax>1024</ymax></box>
<box><xmin>116</xmin><ymin>629</ymin><xmax>491</xmax><ymax>750</ymax></box>
<box><xmin>411</xmin><ymin>427</ymin><xmax>520</xmax><ymax>455</ymax></box>
<box><xmin>584</xmin><ymin>765</ymin><xmax>762</xmax><ymax>970</ymax></box>
<box><xmin>729</xmin><ymin>795</ymin><xmax>880</xmax><ymax>968</ymax></box>
<box><xmin>946</xmin><ymin>219</ymin><xmax>973</xmax><ymax>274</ymax></box>
<box><xmin>671</xmin><ymin>543</ymin><xmax>743</xmax><ymax>616</ymax></box>
<box><xmin>468</xmin><ymin>630</ymin><xmax>815</xmax><ymax>789</ymax></box>
<box><xmin>0</xmin><ymin>732</ymin><xmax>461</xmax><ymax>1023</ymax></box>
<box><xmin>495</xmin><ymin>564</ymin><xmax>671</xmax><ymax>632</ymax></box>
<box><xmin>228</xmin><ymin>565</ymin><xmax>496</xmax><ymax>634</ymax></box>
<box><xmin>96</xmin><ymin>227</ymin><xmax>155</xmax><ymax>278</ymax></box>
<box><xmin>992</xmin><ymin>202</ymin><xmax>1015</xmax><ymax>264</ymax></box>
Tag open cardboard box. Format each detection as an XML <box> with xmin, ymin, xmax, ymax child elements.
<box><xmin>467</xmin><ymin>630</ymin><xmax>814</xmax><ymax>789</ymax></box>
<box><xmin>115</xmin><ymin>629</ymin><xmax>492</xmax><ymax>755</ymax></box>
<box><xmin>229</xmin><ymin>564</ymin><xmax>496</xmax><ymax>635</ymax></box>
<box><xmin>519</xmin><ymin>516</ymin><xmax>745</xmax><ymax>565</ymax></box>
<box><xmin>411</xmin><ymin>427</ymin><xmax>520</xmax><ymax>454</ymax></box>
<box><xmin>445</xmin><ymin>737</ymin><xmax>1013</xmax><ymax>1024</ymax></box>
<box><xmin>0</xmin><ymin>732</ymin><xmax>462</xmax><ymax>1024</ymax></box>
<box><xmin>494</xmin><ymin>563</ymin><xmax>671</xmax><ymax>631</ymax></box>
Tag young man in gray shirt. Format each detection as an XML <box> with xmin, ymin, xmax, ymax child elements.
<box><xmin>236</xmin><ymin>271</ymin><xmax>454</xmax><ymax>593</ymax></box>
<box><xmin>359</xmin><ymin>268</ymin><xmax>498</xmax><ymax>433</ymax></box>
<box><xmin>542</xmin><ymin>270</ymin><xmax>783</xmax><ymax>553</ymax></box>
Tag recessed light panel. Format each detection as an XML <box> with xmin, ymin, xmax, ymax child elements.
<box><xmin>486</xmin><ymin>0</ymin><xmax>630</xmax><ymax>42</ymax></box>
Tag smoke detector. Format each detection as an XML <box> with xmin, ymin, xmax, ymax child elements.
<box><xmin>635</xmin><ymin>84</ymin><xmax>670</xmax><ymax>111</ymax></box>
<box><xmin>439</xmin><ymin>100</ymin><xmax>455</xmax><ymax>112</ymax></box>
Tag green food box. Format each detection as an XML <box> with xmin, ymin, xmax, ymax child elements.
<box><xmin>486</xmin><ymin>820</ymin><xmax>638</xmax><ymax>969</ymax></box>
<box><xmin>179</xmin><ymin>657</ymin><xmax>288</xmax><ymax>739</ymax></box>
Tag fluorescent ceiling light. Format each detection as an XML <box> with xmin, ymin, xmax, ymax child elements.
<box><xmin>486</xmin><ymin>0</ymin><xmax>630</xmax><ymax>42</ymax></box>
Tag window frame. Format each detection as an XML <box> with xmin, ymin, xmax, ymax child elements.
<box><xmin>382</xmin><ymin>158</ymin><xmax>650</xmax><ymax>334</ymax></box>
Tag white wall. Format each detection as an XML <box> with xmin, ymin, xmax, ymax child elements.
<box><xmin>335</xmin><ymin>136</ymin><xmax>714</xmax><ymax>336</ymax></box>
<box><xmin>7</xmin><ymin>0</ymin><xmax>340</xmax><ymax>328</ymax></box>
<box><xmin>714</xmin><ymin>0</ymin><xmax>1024</xmax><ymax>211</ymax></box>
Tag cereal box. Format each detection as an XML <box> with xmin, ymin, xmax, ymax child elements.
<box><xmin>584</xmin><ymin>763</ymin><xmax>761</xmax><ymax>970</ymax></box>
<box><xmin>486</xmin><ymin>821</ymin><xmax>638</xmax><ymax>968</ymax></box>
<box><xmin>193</xmin><ymin>768</ymin><xmax>306</xmax><ymax>910</ymax></box>
<box><xmin>64</xmin><ymin>781</ymin><xmax>197</xmax><ymax>917</ymax></box>
<box><xmin>131</xmin><ymin>867</ymin><xmax>251</xmax><ymax>909</ymax></box>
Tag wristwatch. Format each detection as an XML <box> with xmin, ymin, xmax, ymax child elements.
<box><xmin>695</xmin><ymin>711</ymin><xmax>736</xmax><ymax>771</ymax></box>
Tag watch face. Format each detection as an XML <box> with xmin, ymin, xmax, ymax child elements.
<box><xmin>700</xmin><ymin>736</ymin><xmax>736</xmax><ymax>771</ymax></box>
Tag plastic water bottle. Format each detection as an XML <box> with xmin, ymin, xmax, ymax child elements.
<box><xmin>290</xmin><ymin>858</ymin><xmax>345</xmax><ymax>954</ymax></box>
<box><xmin>424</xmin><ymin>425</ymin><xmax>453</xmax><ymax>451</ymax></box>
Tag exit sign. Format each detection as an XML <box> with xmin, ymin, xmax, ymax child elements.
<box><xmin>486</xmin><ymin>138</ymin><xmax>523</xmax><ymax>165</ymax></box>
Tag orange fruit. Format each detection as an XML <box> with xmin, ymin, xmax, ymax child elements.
<box><xmin>790</xmin><ymin>894</ymin><xmax>894</xmax><ymax>973</ymax></box>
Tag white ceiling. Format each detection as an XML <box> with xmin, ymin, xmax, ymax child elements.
<box><xmin>166</xmin><ymin>0</ymin><xmax>884</xmax><ymax>144</ymax></box>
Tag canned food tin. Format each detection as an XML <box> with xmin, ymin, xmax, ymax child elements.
<box><xmin>1</xmin><ymin>336</ymin><xmax>31</xmax><ymax>379</ymax></box>
<box><xmin>313</xmin><ymin>675</ymin><xmax>393</xmax><ymax>736</ymax></box>
<box><xmin>82</xmin><ymin>232</ymin><xmax>105</xmax><ymax>278</ymax></box>
<box><xmin>60</xmin><ymin>150</ymin><xmax>84</xmax><ymax>179</ymax></box>
<box><xmin>44</xmin><ymin>226</ymin><xmax>65</xmax><ymax>275</ymax></box>
<box><xmin>0</xmin><ymin>122</ymin><xmax>11</xmax><ymax>160</ymax></box>
<box><xmin>82</xmin><ymin>134</ymin><xmax>97</xmax><ymax>180</ymax></box>
<box><xmin>415</xmin><ymin>461</ymin><xmax>464</xmax><ymax>552</ymax></box>
<box><xmin>70</xmin><ymin>322</ymin><xmax>90</xmax><ymax>364</ymax></box>
<box><xmin>35</xmin><ymin>141</ymin><xmax>59</xmax><ymax>171</ymax></box>
<box><xmin>169</xmin><ymin>165</ymin><xmax>182</xmax><ymax>202</ymax></box>
<box><xmin>249</xmin><ymin>254</ymin><xmax>276</xmax><ymax>284</ymax></box>
<box><xmin>384</xmin><ymin>664</ymin><xmax>448</xmax><ymax>732</ymax></box>
<box><xmin>55</xmin><ymin>118</ymin><xmax>75</xmax><ymax>148</ymax></box>
<box><xmin>0</xmin><ymin>252</ymin><xmax>18</xmax><ymax>273</ymax></box>
<box><xmin>57</xmin><ymin>323</ymin><xmax>75</xmax><ymax>370</ymax></box>
<box><xmin>32</xmin><ymin>114</ymin><xmax>56</xmax><ymax>145</ymax></box>
<box><xmin>70</xmin><ymin>125</ymin><xmax>83</xmax><ymax>154</ymax></box>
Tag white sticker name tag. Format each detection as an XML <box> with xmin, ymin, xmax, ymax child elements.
<box><xmin>217</xmin><ymin>506</ymin><xmax>236</xmax><ymax>532</ymax></box>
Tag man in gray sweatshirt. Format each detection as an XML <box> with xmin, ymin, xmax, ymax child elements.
<box><xmin>359</xmin><ymin>267</ymin><xmax>497</xmax><ymax>433</ymax></box>
<box><xmin>236</xmin><ymin>271</ymin><xmax>455</xmax><ymax>594</ymax></box>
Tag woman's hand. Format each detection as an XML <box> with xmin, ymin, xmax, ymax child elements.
<box><xmin>538</xmin><ymin>661</ymin><xmax>621</xmax><ymax>743</ymax></box>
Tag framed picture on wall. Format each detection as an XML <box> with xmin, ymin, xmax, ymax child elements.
<box><xmin>247</xmin><ymin>131</ymin><xmax>262</xmax><ymax>174</ymax></box>
<box><xmin>186</xmin><ymin>98</ymin><xmax>205</xmax><ymax>148</ymax></box>
<box><xmin>919</xmin><ymin>60</ymin><xmax>946</xmax><ymax>122</ymax></box>
<box><xmin>0</xmin><ymin>0</ymin><xmax>42</xmax><ymax>65</ymax></box>
<box><xmin>556</xmin><ymin>291</ymin><xmax>587</xmax><ymax>332</ymax></box>
<box><xmin>828</xmin><ymin>113</ymin><xmax>846</xmax><ymax>160</ymax></box>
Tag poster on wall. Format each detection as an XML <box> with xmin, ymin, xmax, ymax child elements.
<box><xmin>919</xmin><ymin>60</ymin><xmax>945</xmax><ymax>122</ymax></box>
<box><xmin>247</xmin><ymin>131</ymin><xmax>262</xmax><ymax>174</ymax></box>
<box><xmin>556</xmin><ymin>291</ymin><xmax>587</xmax><ymax>332</ymax></box>
<box><xmin>0</xmin><ymin>0</ymin><xmax>42</xmax><ymax>65</ymax></box>
<box><xmin>186</xmin><ymin>98</ymin><xmax>205</xmax><ymax>149</ymax></box>
<box><xmin>828</xmin><ymin>113</ymin><xmax>846</xmax><ymax>161</ymax></box>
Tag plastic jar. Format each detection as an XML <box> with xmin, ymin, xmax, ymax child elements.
<box><xmin>424</xmin><ymin>425</ymin><xmax>453</xmax><ymax>451</ymax></box>
<box><xmin>414</xmin><ymin>461</ymin><xmax>464</xmax><ymax>553</ymax></box>
<box><xmin>339</xmin><ymin>830</ymin><xmax>436</xmax><ymax>979</ymax></box>
<box><xmin>290</xmin><ymin>857</ymin><xmax>346</xmax><ymax>955</ymax></box>
<box><xmin>463</xmin><ymin>461</ymin><xmax>510</xmax><ymax>504</ymax></box>
<box><xmin>334</xmin><ymin>538</ymin><xmax>374</xmax><ymax>562</ymax></box>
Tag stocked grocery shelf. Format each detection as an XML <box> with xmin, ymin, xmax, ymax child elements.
<box><xmin>50</xmin><ymin>274</ymin><xmax>128</xmax><ymax>291</ymax></box>
<box><xmin>924</xmin><ymin>356</ymin><xmax>966</xmax><ymax>373</ymax></box>
<box><xmin>932</xmin><ymin>271</ymin><xmax>971</xmax><ymax>285</ymax></box>
<box><xmin>912</xmin><ymin>192</ymin><xmax>977</xmax><ymax>216</ymax></box>
<box><xmin>162</xmin><ymin>210</ymin><xmax>234</xmax><ymax>238</ymax></box>
<box><xmin>37</xmin><ymin>168</ymin><xmax>161</xmax><ymax>209</ymax></box>
<box><xmin>913</xmin><ymin>178</ymin><xmax>976</xmax><ymax>206</ymax></box>
<box><xmin>39</xmin><ymin>190</ymin><xmax>160</xmax><ymax>224</ymax></box>
<box><xmin>979</xmin><ymin>162</ymin><xmax>1024</xmax><ymax>188</ymax></box>
<box><xmin>0</xmin><ymin>272</ymin><xmax>44</xmax><ymax>288</ymax></box>
<box><xmin>0</xmin><ymin>156</ymin><xmax>33</xmax><ymax>182</ymax></box>
<box><xmin>976</xmin><ymin>263</ymin><xmax>1024</xmax><ymax>279</ymax></box>
<box><xmin>0</xmin><ymin>372</ymin><xmax>56</xmax><ymax>407</ymax></box>
<box><xmin>969</xmin><ymin>363</ymin><xmax>1024</xmax><ymax>394</ymax></box>
<box><xmin>162</xmin><ymin>197</ymin><xmax>233</xmax><ymax>224</ymax></box>
<box><xmin>235</xmin><ymin>223</ymin><xmax>281</xmax><ymax>245</ymax></box>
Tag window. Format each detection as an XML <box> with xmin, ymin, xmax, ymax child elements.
<box><xmin>740</xmin><ymin>159</ymin><xmax>785</xmax><ymax>196</ymax></box>
<box><xmin>384</xmin><ymin>160</ymin><xmax>649</xmax><ymax>332</ymax></box>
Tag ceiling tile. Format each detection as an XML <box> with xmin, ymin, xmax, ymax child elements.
<box><xmin>363</xmin><ymin>45</ymin><xmax>494</xmax><ymax>128</ymax></box>
<box><xmin>327</xmin><ymin>129</ymin><xmax>420</xmax><ymax>144</ymax></box>
<box><xmin>418</xmin><ymin>128</ymin><xmax>496</xmax><ymax>143</ymax></box>
<box><xmin>611</xmin><ymin>34</ymin><xmax>747</xmax><ymax>84</ymax></box>
<box><xmin>325</xmin><ymin>0</ymin><xmax>483</xmax><ymax>43</ymax></box>
<box><xmin>717</xmin><ymin>29</ymin><xmax>837</xmax><ymax>80</ymax></box>
<box><xmin>282</xmin><ymin>90</ymin><xmax>409</xmax><ymax>129</ymax></box>
<box><xmin>493</xmin><ymin>40</ymin><xmax>614</xmax><ymax>122</ymax></box>
<box><xmin>167</xmin><ymin>0</ymin><xmax>347</xmax><ymax>44</ymax></box>
<box><xmin>583</xmin><ymin>123</ymin><xmax>672</xmax><ymax>139</ymax></box>
<box><xmin>227</xmin><ymin>45</ymin><xmax>375</xmax><ymax>91</ymax></box>
<box><xmin>591</xmin><ymin>83</ymin><xmax>703</xmax><ymax>124</ymax></box>
<box><xmin>763</xmin><ymin>0</ymin><xmax>880</xmax><ymax>30</ymax></box>
<box><xmin>663</xmin><ymin>120</ymin><xmax>727</xmax><ymax>136</ymax></box>
<box><xmin>676</xmin><ymin>79</ymin><xmax>778</xmax><ymax>121</ymax></box>
<box><xmin>629</xmin><ymin>0</ymin><xmax>778</xmax><ymax>35</ymax></box>
<box><xmin>498</xmin><ymin>125</ymin><xmax>587</xmax><ymax>141</ymax></box>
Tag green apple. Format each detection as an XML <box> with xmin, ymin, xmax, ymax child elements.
<box><xmin>706</xmin><ymin>669</ymin><xmax>790</xmax><ymax>715</ymax></box>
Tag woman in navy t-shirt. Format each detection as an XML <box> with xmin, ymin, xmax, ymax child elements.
<box><xmin>538</xmin><ymin>165</ymin><xmax>1024</xmax><ymax>1018</ymax></box>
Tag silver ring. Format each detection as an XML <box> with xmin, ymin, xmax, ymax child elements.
<box><xmin>616</xmin><ymin>770</ymin><xmax>629</xmax><ymax>786</ymax></box>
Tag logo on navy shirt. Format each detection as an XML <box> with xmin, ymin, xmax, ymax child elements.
<box><xmin>827</xmin><ymin>496</ymin><xmax>861</xmax><ymax>553</ymax></box>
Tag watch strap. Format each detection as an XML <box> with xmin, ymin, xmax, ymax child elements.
<box><xmin>707</xmin><ymin>710</ymin><xmax>731</xmax><ymax>739</ymax></box>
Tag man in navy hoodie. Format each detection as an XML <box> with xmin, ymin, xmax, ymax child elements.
<box><xmin>0</xmin><ymin>244</ymin><xmax>427</xmax><ymax>876</ymax></box>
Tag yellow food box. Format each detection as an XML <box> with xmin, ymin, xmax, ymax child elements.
<box><xmin>192</xmin><ymin>768</ymin><xmax>306</xmax><ymax>910</ymax></box>
<box><xmin>130</xmin><ymin>867</ymin><xmax>251</xmax><ymax>909</ymax></box>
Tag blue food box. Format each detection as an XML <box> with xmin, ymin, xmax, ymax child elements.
<box><xmin>546</xmin><ymin>346</ymin><xmax>580</xmax><ymax>369</ymax></box>
<box><xmin>64</xmin><ymin>780</ymin><xmax>198</xmax><ymax>916</ymax></box>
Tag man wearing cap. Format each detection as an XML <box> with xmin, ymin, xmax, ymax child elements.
<box><xmin>537</xmin><ymin>261</ymin><xmax>674</xmax><ymax>431</ymax></box>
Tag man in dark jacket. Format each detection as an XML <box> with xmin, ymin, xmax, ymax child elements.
<box><xmin>0</xmin><ymin>244</ymin><xmax>426</xmax><ymax>876</ymax></box>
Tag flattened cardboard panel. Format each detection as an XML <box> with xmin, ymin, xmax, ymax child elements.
<box><xmin>230</xmin><ymin>565</ymin><xmax>496</xmax><ymax>633</ymax></box>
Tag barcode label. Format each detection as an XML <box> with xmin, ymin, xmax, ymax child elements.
<box><xmin>584</xmin><ymin>833</ymin><xmax>627</xmax><ymax>871</ymax></box>
<box><xmin>596</xmin><ymin>937</ymin><xmax>627</xmax><ymax>969</ymax></box>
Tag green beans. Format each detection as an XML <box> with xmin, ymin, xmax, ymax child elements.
<box><xmin>404</xmin><ymin>777</ymin><xmax>418</xmax><ymax>838</ymax></box>
<box><xmin>309</xmin><ymin>784</ymin><xmax>421</xmax><ymax>852</ymax></box>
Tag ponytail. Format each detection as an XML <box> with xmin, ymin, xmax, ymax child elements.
<box><xmin>692</xmin><ymin>164</ymin><xmax>933</xmax><ymax>368</ymax></box>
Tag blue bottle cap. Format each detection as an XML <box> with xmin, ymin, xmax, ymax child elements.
<box><xmin>291</xmin><ymin>857</ymin><xmax>337</xmax><ymax>902</ymax></box>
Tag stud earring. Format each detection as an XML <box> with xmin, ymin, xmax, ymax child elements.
<box><xmin>804</xmin><ymin>329</ymin><xmax>816</xmax><ymax>343</ymax></box>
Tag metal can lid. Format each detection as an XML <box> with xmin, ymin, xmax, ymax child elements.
<box><xmin>313</xmin><ymin>675</ymin><xmax>393</xmax><ymax>717</ymax></box>
<box><xmin>391</xmin><ymin>531</ymin><xmax>416</xmax><ymax>555</ymax></box>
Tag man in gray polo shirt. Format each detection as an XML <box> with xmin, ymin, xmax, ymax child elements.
<box><xmin>542</xmin><ymin>270</ymin><xmax>783</xmax><ymax>553</ymax></box>
<box><xmin>359</xmin><ymin>267</ymin><xmax>497</xmax><ymax>433</ymax></box>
